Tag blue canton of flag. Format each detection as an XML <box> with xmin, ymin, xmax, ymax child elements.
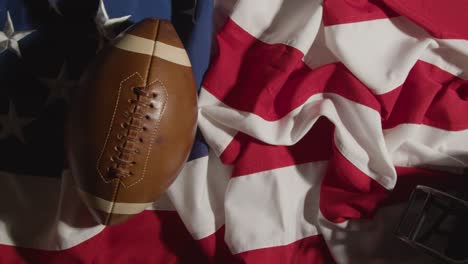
<box><xmin>0</xmin><ymin>0</ymin><xmax>212</xmax><ymax>178</ymax></box>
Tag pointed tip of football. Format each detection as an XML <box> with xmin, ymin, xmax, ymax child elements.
<box><xmin>122</xmin><ymin>18</ymin><xmax>185</xmax><ymax>49</ymax></box>
<box><xmin>124</xmin><ymin>18</ymin><xmax>160</xmax><ymax>40</ymax></box>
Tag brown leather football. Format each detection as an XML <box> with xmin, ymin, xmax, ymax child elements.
<box><xmin>66</xmin><ymin>18</ymin><xmax>197</xmax><ymax>225</ymax></box>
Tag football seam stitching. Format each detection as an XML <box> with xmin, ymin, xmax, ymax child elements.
<box><xmin>96</xmin><ymin>72</ymin><xmax>144</xmax><ymax>184</ymax></box>
<box><xmin>123</xmin><ymin>79</ymin><xmax>168</xmax><ymax>188</ymax></box>
<box><xmin>118</xmin><ymin>19</ymin><xmax>160</xmax><ymax>189</ymax></box>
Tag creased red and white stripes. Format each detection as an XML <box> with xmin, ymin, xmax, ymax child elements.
<box><xmin>1</xmin><ymin>0</ymin><xmax>467</xmax><ymax>263</ymax></box>
<box><xmin>197</xmin><ymin>0</ymin><xmax>468</xmax><ymax>263</ymax></box>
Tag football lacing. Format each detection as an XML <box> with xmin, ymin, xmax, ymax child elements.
<box><xmin>107</xmin><ymin>86</ymin><xmax>156</xmax><ymax>179</ymax></box>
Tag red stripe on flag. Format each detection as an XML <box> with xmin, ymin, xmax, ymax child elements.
<box><xmin>382</xmin><ymin>61</ymin><xmax>468</xmax><ymax>131</ymax></box>
<box><xmin>319</xmin><ymin>141</ymin><xmax>389</xmax><ymax>224</ymax></box>
<box><xmin>196</xmin><ymin>226</ymin><xmax>336</xmax><ymax>264</ymax></box>
<box><xmin>234</xmin><ymin>234</ymin><xmax>336</xmax><ymax>264</ymax></box>
<box><xmin>383</xmin><ymin>0</ymin><xmax>468</xmax><ymax>40</ymax></box>
<box><xmin>0</xmin><ymin>211</ymin><xmax>209</xmax><ymax>264</ymax></box>
<box><xmin>93</xmin><ymin>211</ymin><xmax>208</xmax><ymax>263</ymax></box>
<box><xmin>319</xmin><ymin>143</ymin><xmax>465</xmax><ymax>224</ymax></box>
<box><xmin>203</xmin><ymin>19</ymin><xmax>305</xmax><ymax>120</ymax></box>
<box><xmin>0</xmin><ymin>245</ymin><xmax>90</xmax><ymax>264</ymax></box>
<box><xmin>322</xmin><ymin>0</ymin><xmax>400</xmax><ymax>26</ymax></box>
<box><xmin>203</xmin><ymin>19</ymin><xmax>382</xmax><ymax>121</ymax></box>
<box><xmin>220</xmin><ymin>117</ymin><xmax>334</xmax><ymax>177</ymax></box>
<box><xmin>0</xmin><ymin>211</ymin><xmax>336</xmax><ymax>264</ymax></box>
<box><xmin>196</xmin><ymin>226</ymin><xmax>237</xmax><ymax>264</ymax></box>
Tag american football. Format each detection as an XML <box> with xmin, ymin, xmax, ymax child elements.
<box><xmin>66</xmin><ymin>18</ymin><xmax>197</xmax><ymax>225</ymax></box>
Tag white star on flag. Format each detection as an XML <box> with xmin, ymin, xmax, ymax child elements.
<box><xmin>95</xmin><ymin>0</ymin><xmax>131</xmax><ymax>50</ymax></box>
<box><xmin>0</xmin><ymin>99</ymin><xmax>34</xmax><ymax>144</ymax></box>
<box><xmin>0</xmin><ymin>11</ymin><xmax>34</xmax><ymax>57</ymax></box>
<box><xmin>40</xmin><ymin>63</ymin><xmax>78</xmax><ymax>105</ymax></box>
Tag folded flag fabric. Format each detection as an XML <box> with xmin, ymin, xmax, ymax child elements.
<box><xmin>0</xmin><ymin>0</ymin><xmax>467</xmax><ymax>263</ymax></box>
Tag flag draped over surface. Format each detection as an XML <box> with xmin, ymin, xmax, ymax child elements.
<box><xmin>0</xmin><ymin>0</ymin><xmax>467</xmax><ymax>263</ymax></box>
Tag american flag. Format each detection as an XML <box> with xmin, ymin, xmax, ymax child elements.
<box><xmin>0</xmin><ymin>0</ymin><xmax>467</xmax><ymax>263</ymax></box>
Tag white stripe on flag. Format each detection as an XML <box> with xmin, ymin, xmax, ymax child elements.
<box><xmin>229</xmin><ymin>0</ymin><xmax>323</xmax><ymax>55</ymax></box>
<box><xmin>224</xmin><ymin>161</ymin><xmax>327</xmax><ymax>254</ymax></box>
<box><xmin>198</xmin><ymin>88</ymin><xmax>396</xmax><ymax>189</ymax></box>
<box><xmin>0</xmin><ymin>171</ymin><xmax>104</xmax><ymax>250</ymax></box>
<box><xmin>325</xmin><ymin>16</ymin><xmax>468</xmax><ymax>94</ymax></box>
<box><xmin>384</xmin><ymin>124</ymin><xmax>468</xmax><ymax>171</ymax></box>
<box><xmin>166</xmin><ymin>152</ymin><xmax>231</xmax><ymax>240</ymax></box>
<box><xmin>198</xmin><ymin>89</ymin><xmax>238</xmax><ymax>156</ymax></box>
